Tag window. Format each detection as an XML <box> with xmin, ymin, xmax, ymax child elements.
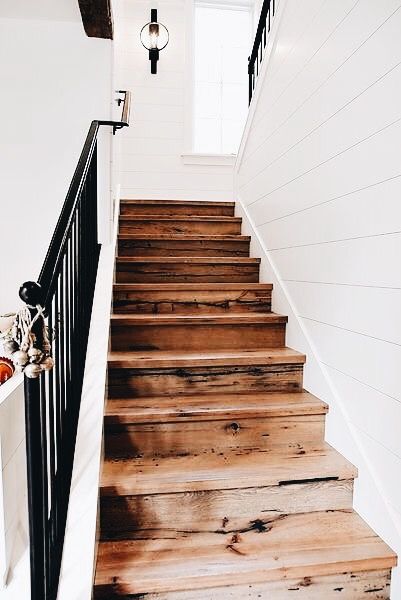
<box><xmin>193</xmin><ymin>0</ymin><xmax>253</xmax><ymax>154</ymax></box>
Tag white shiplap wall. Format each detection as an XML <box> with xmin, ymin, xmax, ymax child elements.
<box><xmin>113</xmin><ymin>0</ymin><xmax>234</xmax><ymax>200</ymax></box>
<box><xmin>235</xmin><ymin>0</ymin><xmax>401</xmax><ymax>596</ymax></box>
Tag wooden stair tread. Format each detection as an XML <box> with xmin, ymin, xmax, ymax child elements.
<box><xmin>113</xmin><ymin>282</ymin><xmax>273</xmax><ymax>290</ymax></box>
<box><xmin>118</xmin><ymin>234</ymin><xmax>250</xmax><ymax>240</ymax></box>
<box><xmin>120</xmin><ymin>215</ymin><xmax>241</xmax><ymax>222</ymax></box>
<box><xmin>108</xmin><ymin>347</ymin><xmax>306</xmax><ymax>369</ymax></box>
<box><xmin>105</xmin><ymin>391</ymin><xmax>328</xmax><ymax>424</ymax></box>
<box><xmin>95</xmin><ymin>511</ymin><xmax>396</xmax><ymax>594</ymax></box>
<box><xmin>100</xmin><ymin>444</ymin><xmax>357</xmax><ymax>496</ymax></box>
<box><xmin>110</xmin><ymin>312</ymin><xmax>286</xmax><ymax>325</ymax></box>
<box><xmin>121</xmin><ymin>200</ymin><xmax>235</xmax><ymax>206</ymax></box>
<box><xmin>116</xmin><ymin>256</ymin><xmax>260</xmax><ymax>264</ymax></box>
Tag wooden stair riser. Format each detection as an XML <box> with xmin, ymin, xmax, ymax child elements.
<box><xmin>110</xmin><ymin>320</ymin><xmax>286</xmax><ymax>352</ymax></box>
<box><xmin>100</xmin><ymin>478</ymin><xmax>354</xmax><ymax>541</ymax></box>
<box><xmin>120</xmin><ymin>201</ymin><xmax>235</xmax><ymax>217</ymax></box>
<box><xmin>113</xmin><ymin>285</ymin><xmax>272</xmax><ymax>314</ymax></box>
<box><xmin>104</xmin><ymin>414</ymin><xmax>326</xmax><ymax>458</ymax></box>
<box><xmin>115</xmin><ymin>260</ymin><xmax>260</xmax><ymax>284</ymax></box>
<box><xmin>94</xmin><ymin>569</ymin><xmax>392</xmax><ymax>600</ymax></box>
<box><xmin>118</xmin><ymin>237</ymin><xmax>250</xmax><ymax>257</ymax></box>
<box><xmin>119</xmin><ymin>218</ymin><xmax>242</xmax><ymax>236</ymax></box>
<box><xmin>108</xmin><ymin>363</ymin><xmax>304</xmax><ymax>398</ymax></box>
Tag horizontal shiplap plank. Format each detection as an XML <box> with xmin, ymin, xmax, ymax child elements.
<box><xmin>285</xmin><ymin>280</ymin><xmax>401</xmax><ymax>346</ymax></box>
<box><xmin>121</xmin><ymin>121</ymin><xmax>183</xmax><ymax>140</ymax></box>
<box><xmin>121</xmin><ymin>189</ymin><xmax>234</xmax><ymax>201</ymax></box>
<box><xmin>121</xmin><ymin>171</ymin><xmax>233</xmax><ymax>191</ymax></box>
<box><xmin>121</xmin><ymin>155</ymin><xmax>232</xmax><ymax>175</ymax></box>
<box><xmin>326</xmin><ymin>365</ymin><xmax>401</xmax><ymax>459</ymax></box>
<box><xmin>272</xmin><ymin>233</ymin><xmax>401</xmax><ymax>288</ymax></box>
<box><xmin>260</xmin><ymin>176</ymin><xmax>401</xmax><ymax>248</ymax></box>
<box><xmin>302</xmin><ymin>318</ymin><xmax>401</xmax><ymax>402</ymax></box>
<box><xmin>247</xmin><ymin>118</ymin><xmax>401</xmax><ymax>224</ymax></box>
<box><xmin>241</xmin><ymin>64</ymin><xmax>401</xmax><ymax>202</ymax></box>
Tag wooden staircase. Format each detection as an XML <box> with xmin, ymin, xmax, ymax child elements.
<box><xmin>94</xmin><ymin>200</ymin><xmax>396</xmax><ymax>599</ymax></box>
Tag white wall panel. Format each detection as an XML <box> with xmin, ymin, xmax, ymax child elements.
<box><xmin>272</xmin><ymin>233</ymin><xmax>401</xmax><ymax>287</ymax></box>
<box><xmin>285</xmin><ymin>281</ymin><xmax>401</xmax><ymax>345</ymax></box>
<box><xmin>247</xmin><ymin>118</ymin><xmax>401</xmax><ymax>224</ymax></box>
<box><xmin>235</xmin><ymin>0</ymin><xmax>401</xmax><ymax>594</ymax></box>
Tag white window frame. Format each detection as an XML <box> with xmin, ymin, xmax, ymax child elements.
<box><xmin>182</xmin><ymin>0</ymin><xmax>255</xmax><ymax>165</ymax></box>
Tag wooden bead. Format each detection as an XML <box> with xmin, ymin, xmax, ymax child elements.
<box><xmin>24</xmin><ymin>363</ymin><xmax>42</xmax><ymax>379</ymax></box>
<box><xmin>12</xmin><ymin>350</ymin><xmax>29</xmax><ymax>366</ymax></box>
<box><xmin>41</xmin><ymin>356</ymin><xmax>54</xmax><ymax>372</ymax></box>
<box><xmin>3</xmin><ymin>339</ymin><xmax>18</xmax><ymax>354</ymax></box>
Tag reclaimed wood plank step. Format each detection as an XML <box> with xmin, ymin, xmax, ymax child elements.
<box><xmin>94</xmin><ymin>569</ymin><xmax>392</xmax><ymax>599</ymax></box>
<box><xmin>104</xmin><ymin>412</ymin><xmax>326</xmax><ymax>458</ymax></box>
<box><xmin>120</xmin><ymin>199</ymin><xmax>235</xmax><ymax>216</ymax></box>
<box><xmin>117</xmin><ymin>234</ymin><xmax>250</xmax><ymax>257</ymax></box>
<box><xmin>115</xmin><ymin>257</ymin><xmax>260</xmax><ymax>284</ymax></box>
<box><xmin>112</xmin><ymin>282</ymin><xmax>272</xmax><ymax>314</ymax></box>
<box><xmin>107</xmin><ymin>349</ymin><xmax>306</xmax><ymax>397</ymax></box>
<box><xmin>104</xmin><ymin>391</ymin><xmax>327</xmax><ymax>424</ymax></box>
<box><xmin>110</xmin><ymin>313</ymin><xmax>287</xmax><ymax>351</ymax></box>
<box><xmin>94</xmin><ymin>511</ymin><xmax>396</xmax><ymax>596</ymax></box>
<box><xmin>108</xmin><ymin>347</ymin><xmax>306</xmax><ymax>369</ymax></box>
<box><xmin>100</xmin><ymin>477</ymin><xmax>354</xmax><ymax>541</ymax></box>
<box><xmin>119</xmin><ymin>216</ymin><xmax>242</xmax><ymax>235</ymax></box>
<box><xmin>100</xmin><ymin>444</ymin><xmax>356</xmax><ymax>496</ymax></box>
<box><xmin>104</xmin><ymin>392</ymin><xmax>328</xmax><ymax>457</ymax></box>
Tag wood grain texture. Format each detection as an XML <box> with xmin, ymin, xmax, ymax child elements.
<box><xmin>110</xmin><ymin>313</ymin><xmax>287</xmax><ymax>351</ymax></box>
<box><xmin>94</xmin><ymin>569</ymin><xmax>392</xmax><ymax>599</ymax></box>
<box><xmin>100</xmin><ymin>445</ymin><xmax>357</xmax><ymax>496</ymax></box>
<box><xmin>94</xmin><ymin>512</ymin><xmax>396</xmax><ymax>594</ymax></box>
<box><xmin>115</xmin><ymin>257</ymin><xmax>260</xmax><ymax>284</ymax></box>
<box><xmin>78</xmin><ymin>0</ymin><xmax>113</xmax><ymax>39</ymax></box>
<box><xmin>118</xmin><ymin>235</ymin><xmax>250</xmax><ymax>257</ymax></box>
<box><xmin>108</xmin><ymin>348</ymin><xmax>306</xmax><ymax>369</ymax></box>
<box><xmin>119</xmin><ymin>216</ymin><xmax>242</xmax><ymax>235</ymax></box>
<box><xmin>108</xmin><ymin>362</ymin><xmax>304</xmax><ymax>398</ymax></box>
<box><xmin>104</xmin><ymin>391</ymin><xmax>328</xmax><ymax>424</ymax></box>
<box><xmin>96</xmin><ymin>199</ymin><xmax>396</xmax><ymax>596</ymax></box>
<box><xmin>100</xmin><ymin>478</ymin><xmax>354</xmax><ymax>540</ymax></box>
<box><xmin>104</xmin><ymin>414</ymin><xmax>326</xmax><ymax>458</ymax></box>
<box><xmin>120</xmin><ymin>200</ymin><xmax>235</xmax><ymax>216</ymax></box>
<box><xmin>112</xmin><ymin>283</ymin><xmax>272</xmax><ymax>314</ymax></box>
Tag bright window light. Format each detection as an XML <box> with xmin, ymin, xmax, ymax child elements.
<box><xmin>193</xmin><ymin>1</ymin><xmax>253</xmax><ymax>154</ymax></box>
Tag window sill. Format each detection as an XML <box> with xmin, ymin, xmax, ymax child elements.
<box><xmin>181</xmin><ymin>153</ymin><xmax>236</xmax><ymax>167</ymax></box>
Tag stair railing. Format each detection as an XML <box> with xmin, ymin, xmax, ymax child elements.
<box><xmin>248</xmin><ymin>0</ymin><xmax>276</xmax><ymax>104</ymax></box>
<box><xmin>17</xmin><ymin>90</ymin><xmax>131</xmax><ymax>600</ymax></box>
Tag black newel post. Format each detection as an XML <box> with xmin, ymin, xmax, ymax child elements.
<box><xmin>20</xmin><ymin>281</ymin><xmax>47</xmax><ymax>600</ymax></box>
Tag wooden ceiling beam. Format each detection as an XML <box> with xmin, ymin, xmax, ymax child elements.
<box><xmin>78</xmin><ymin>0</ymin><xmax>113</xmax><ymax>40</ymax></box>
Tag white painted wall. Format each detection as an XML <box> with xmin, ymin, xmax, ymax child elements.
<box><xmin>113</xmin><ymin>0</ymin><xmax>234</xmax><ymax>200</ymax></box>
<box><xmin>235</xmin><ymin>0</ymin><xmax>401</xmax><ymax>596</ymax></box>
<box><xmin>0</xmin><ymin>376</ymin><xmax>27</xmax><ymax>594</ymax></box>
<box><xmin>0</xmin><ymin>3</ymin><xmax>115</xmax><ymax>597</ymax></box>
<box><xmin>0</xmin><ymin>3</ymin><xmax>113</xmax><ymax>315</ymax></box>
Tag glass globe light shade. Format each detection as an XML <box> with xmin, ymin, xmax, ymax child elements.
<box><xmin>140</xmin><ymin>21</ymin><xmax>169</xmax><ymax>51</ymax></box>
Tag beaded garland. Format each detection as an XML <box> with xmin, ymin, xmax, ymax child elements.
<box><xmin>0</xmin><ymin>305</ymin><xmax>54</xmax><ymax>379</ymax></box>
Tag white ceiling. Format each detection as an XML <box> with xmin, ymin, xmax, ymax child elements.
<box><xmin>0</xmin><ymin>0</ymin><xmax>82</xmax><ymax>22</ymax></box>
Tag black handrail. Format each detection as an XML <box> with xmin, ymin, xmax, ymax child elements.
<box><xmin>248</xmin><ymin>0</ymin><xmax>276</xmax><ymax>104</ymax></box>
<box><xmin>18</xmin><ymin>90</ymin><xmax>131</xmax><ymax>600</ymax></box>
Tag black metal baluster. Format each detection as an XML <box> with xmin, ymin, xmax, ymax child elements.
<box><xmin>248</xmin><ymin>0</ymin><xmax>275</xmax><ymax>103</ymax></box>
<box><xmin>21</xmin><ymin>92</ymin><xmax>130</xmax><ymax>600</ymax></box>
